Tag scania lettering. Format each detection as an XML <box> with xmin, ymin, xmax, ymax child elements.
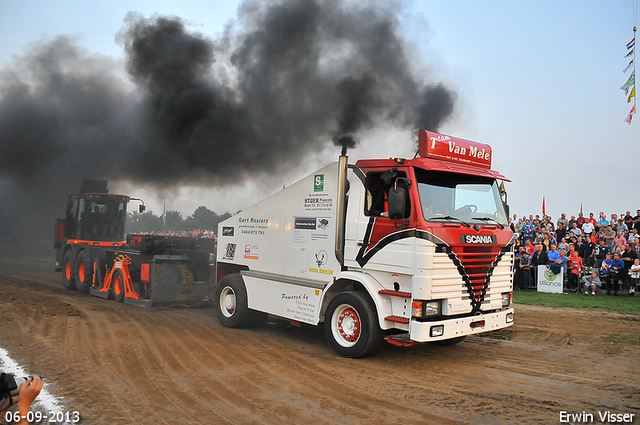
<box><xmin>215</xmin><ymin>129</ymin><xmax>515</xmax><ymax>357</ymax></box>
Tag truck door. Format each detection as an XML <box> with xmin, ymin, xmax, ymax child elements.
<box><xmin>345</xmin><ymin>167</ymin><xmax>415</xmax><ymax>273</ymax></box>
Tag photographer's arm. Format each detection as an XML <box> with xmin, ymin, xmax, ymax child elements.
<box><xmin>17</xmin><ymin>377</ymin><xmax>43</xmax><ymax>425</ymax></box>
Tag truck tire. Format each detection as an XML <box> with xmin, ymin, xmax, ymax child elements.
<box><xmin>74</xmin><ymin>250</ymin><xmax>93</xmax><ymax>294</ymax></box>
<box><xmin>324</xmin><ymin>291</ymin><xmax>384</xmax><ymax>358</ymax></box>
<box><xmin>215</xmin><ymin>274</ymin><xmax>265</xmax><ymax>328</ymax></box>
<box><xmin>112</xmin><ymin>269</ymin><xmax>125</xmax><ymax>303</ymax></box>
<box><xmin>62</xmin><ymin>250</ymin><xmax>77</xmax><ymax>290</ymax></box>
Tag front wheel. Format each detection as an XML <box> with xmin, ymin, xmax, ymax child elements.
<box><xmin>62</xmin><ymin>250</ymin><xmax>77</xmax><ymax>290</ymax></box>
<box><xmin>215</xmin><ymin>274</ymin><xmax>266</xmax><ymax>328</ymax></box>
<box><xmin>324</xmin><ymin>292</ymin><xmax>383</xmax><ymax>358</ymax></box>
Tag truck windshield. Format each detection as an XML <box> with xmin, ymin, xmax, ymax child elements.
<box><xmin>415</xmin><ymin>168</ymin><xmax>508</xmax><ymax>226</ymax></box>
<box><xmin>78</xmin><ymin>199</ymin><xmax>127</xmax><ymax>241</ymax></box>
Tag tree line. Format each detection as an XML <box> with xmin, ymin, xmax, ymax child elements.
<box><xmin>125</xmin><ymin>206</ymin><xmax>233</xmax><ymax>233</ymax></box>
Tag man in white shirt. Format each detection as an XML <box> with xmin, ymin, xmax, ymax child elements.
<box><xmin>582</xmin><ymin>220</ymin><xmax>594</xmax><ymax>236</ymax></box>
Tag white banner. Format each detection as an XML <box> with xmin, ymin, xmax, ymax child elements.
<box><xmin>536</xmin><ymin>265</ymin><xmax>563</xmax><ymax>293</ymax></box>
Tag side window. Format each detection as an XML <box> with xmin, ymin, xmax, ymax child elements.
<box><xmin>364</xmin><ymin>170</ymin><xmax>411</xmax><ymax>218</ymax></box>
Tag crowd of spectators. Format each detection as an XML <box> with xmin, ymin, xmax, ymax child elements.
<box><xmin>511</xmin><ymin>209</ymin><xmax>640</xmax><ymax>296</ymax></box>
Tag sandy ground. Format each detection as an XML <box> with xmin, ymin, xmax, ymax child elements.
<box><xmin>1</xmin><ymin>258</ymin><xmax>639</xmax><ymax>425</ymax></box>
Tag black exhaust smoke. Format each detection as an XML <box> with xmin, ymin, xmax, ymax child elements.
<box><xmin>0</xmin><ymin>0</ymin><xmax>456</xmax><ymax>258</ymax></box>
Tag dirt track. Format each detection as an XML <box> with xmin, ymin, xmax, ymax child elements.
<box><xmin>1</xmin><ymin>259</ymin><xmax>639</xmax><ymax>424</ymax></box>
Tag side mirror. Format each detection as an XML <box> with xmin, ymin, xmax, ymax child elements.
<box><xmin>387</xmin><ymin>187</ymin><xmax>405</xmax><ymax>220</ymax></box>
<box><xmin>502</xmin><ymin>202</ymin><xmax>510</xmax><ymax>220</ymax></box>
<box><xmin>139</xmin><ymin>205</ymin><xmax>146</xmax><ymax>213</ymax></box>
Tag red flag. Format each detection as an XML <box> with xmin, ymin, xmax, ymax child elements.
<box><xmin>580</xmin><ymin>203</ymin><xmax>583</xmax><ymax>214</ymax></box>
<box><xmin>542</xmin><ymin>196</ymin><xmax>546</xmax><ymax>215</ymax></box>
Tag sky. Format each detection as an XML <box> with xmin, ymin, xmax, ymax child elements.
<box><xmin>0</xmin><ymin>0</ymin><xmax>638</xmax><ymax>224</ymax></box>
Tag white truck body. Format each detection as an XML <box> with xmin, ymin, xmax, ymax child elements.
<box><xmin>216</xmin><ymin>130</ymin><xmax>515</xmax><ymax>357</ymax></box>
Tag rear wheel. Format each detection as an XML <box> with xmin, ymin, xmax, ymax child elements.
<box><xmin>215</xmin><ymin>274</ymin><xmax>266</xmax><ymax>328</ymax></box>
<box><xmin>74</xmin><ymin>250</ymin><xmax>93</xmax><ymax>294</ymax></box>
<box><xmin>324</xmin><ymin>291</ymin><xmax>384</xmax><ymax>358</ymax></box>
<box><xmin>112</xmin><ymin>269</ymin><xmax>125</xmax><ymax>303</ymax></box>
<box><xmin>62</xmin><ymin>250</ymin><xmax>77</xmax><ymax>290</ymax></box>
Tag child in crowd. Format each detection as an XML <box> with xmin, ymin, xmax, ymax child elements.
<box><xmin>583</xmin><ymin>271</ymin><xmax>601</xmax><ymax>295</ymax></box>
<box><xmin>630</xmin><ymin>258</ymin><xmax>640</xmax><ymax>296</ymax></box>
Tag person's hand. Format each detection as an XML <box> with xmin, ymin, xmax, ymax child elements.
<box><xmin>17</xmin><ymin>376</ymin><xmax>43</xmax><ymax>408</ymax></box>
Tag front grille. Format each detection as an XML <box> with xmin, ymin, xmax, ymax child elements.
<box><xmin>439</xmin><ymin>244</ymin><xmax>508</xmax><ymax>312</ymax></box>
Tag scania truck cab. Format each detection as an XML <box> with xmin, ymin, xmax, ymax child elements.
<box><xmin>215</xmin><ymin>130</ymin><xmax>514</xmax><ymax>357</ymax></box>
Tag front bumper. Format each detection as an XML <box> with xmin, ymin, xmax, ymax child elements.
<box><xmin>409</xmin><ymin>308</ymin><xmax>514</xmax><ymax>342</ymax></box>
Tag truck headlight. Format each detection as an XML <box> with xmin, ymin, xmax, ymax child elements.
<box><xmin>412</xmin><ymin>300</ymin><xmax>441</xmax><ymax>318</ymax></box>
<box><xmin>501</xmin><ymin>292</ymin><xmax>512</xmax><ymax>307</ymax></box>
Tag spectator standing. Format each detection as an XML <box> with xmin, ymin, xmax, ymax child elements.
<box><xmin>548</xmin><ymin>245</ymin><xmax>566</xmax><ymax>274</ymax></box>
<box><xmin>556</xmin><ymin>222</ymin><xmax>568</xmax><ymax>242</ymax></box>
<box><xmin>580</xmin><ymin>236</ymin><xmax>596</xmax><ymax>267</ymax></box>
<box><xmin>616</xmin><ymin>220</ymin><xmax>628</xmax><ymax>234</ymax></box>
<box><xmin>613</xmin><ymin>231</ymin><xmax>627</xmax><ymax>248</ymax></box>
<box><xmin>567</xmin><ymin>251</ymin><xmax>583</xmax><ymax>292</ymax></box>
<box><xmin>524</xmin><ymin>239</ymin><xmax>535</xmax><ymax>256</ymax></box>
<box><xmin>623</xmin><ymin>211</ymin><xmax>634</xmax><ymax>230</ymax></box>
<box><xmin>582</xmin><ymin>219</ymin><xmax>595</xmax><ymax>237</ymax></box>
<box><xmin>514</xmin><ymin>246</ymin><xmax>523</xmax><ymax>289</ymax></box>
<box><xmin>628</xmin><ymin>228</ymin><xmax>639</xmax><ymax>244</ymax></box>
<box><xmin>576</xmin><ymin>212</ymin><xmax>586</xmax><ymax>228</ymax></box>
<box><xmin>598</xmin><ymin>213</ymin><xmax>610</xmax><ymax>232</ymax></box>
<box><xmin>558</xmin><ymin>237</ymin><xmax>570</xmax><ymax>254</ymax></box>
<box><xmin>593</xmin><ymin>239</ymin><xmax>610</xmax><ymax>272</ymax></box>
<box><xmin>557</xmin><ymin>213</ymin><xmax>569</xmax><ymax>227</ymax></box>
<box><xmin>523</xmin><ymin>219</ymin><xmax>534</xmax><ymax>243</ymax></box>
<box><xmin>602</xmin><ymin>252</ymin><xmax>624</xmax><ymax>295</ymax></box>
<box><xmin>621</xmin><ymin>244</ymin><xmax>638</xmax><ymax>294</ymax></box>
<box><xmin>570</xmin><ymin>222</ymin><xmax>582</xmax><ymax>238</ymax></box>
<box><xmin>603</xmin><ymin>225</ymin><xmax>616</xmax><ymax>249</ymax></box>
<box><xmin>633</xmin><ymin>209</ymin><xmax>640</xmax><ymax>232</ymax></box>
<box><xmin>568</xmin><ymin>215</ymin><xmax>577</xmax><ymax>229</ymax></box>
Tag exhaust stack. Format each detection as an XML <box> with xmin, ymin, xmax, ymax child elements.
<box><xmin>334</xmin><ymin>152</ymin><xmax>348</xmax><ymax>265</ymax></box>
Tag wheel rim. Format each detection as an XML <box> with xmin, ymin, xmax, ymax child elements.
<box><xmin>114</xmin><ymin>275</ymin><xmax>122</xmax><ymax>295</ymax></box>
<box><xmin>220</xmin><ymin>286</ymin><xmax>236</xmax><ymax>318</ymax></box>
<box><xmin>78</xmin><ymin>261</ymin><xmax>85</xmax><ymax>282</ymax></box>
<box><xmin>331</xmin><ymin>304</ymin><xmax>361</xmax><ymax>347</ymax></box>
<box><xmin>65</xmin><ymin>258</ymin><xmax>72</xmax><ymax>280</ymax></box>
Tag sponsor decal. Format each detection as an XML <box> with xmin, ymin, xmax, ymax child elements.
<box><xmin>282</xmin><ymin>293</ymin><xmax>309</xmax><ymax>301</ymax></box>
<box><xmin>238</xmin><ymin>217</ymin><xmax>268</xmax><ymax>236</ymax></box>
<box><xmin>223</xmin><ymin>243</ymin><xmax>236</xmax><ymax>260</ymax></box>
<box><xmin>544</xmin><ymin>268</ymin><xmax>558</xmax><ymax>281</ymax></box>
<box><xmin>309</xmin><ymin>249</ymin><xmax>333</xmax><ymax>275</ymax></box>
<box><xmin>293</xmin><ymin>217</ymin><xmax>331</xmax><ymax>244</ymax></box>
<box><xmin>536</xmin><ymin>265</ymin><xmax>563</xmax><ymax>294</ymax></box>
<box><xmin>222</xmin><ymin>226</ymin><xmax>234</xmax><ymax>237</ymax></box>
<box><xmin>419</xmin><ymin>130</ymin><xmax>492</xmax><ymax>168</ymax></box>
<box><xmin>294</xmin><ymin>217</ymin><xmax>317</xmax><ymax>230</ymax></box>
<box><xmin>304</xmin><ymin>195</ymin><xmax>333</xmax><ymax>211</ymax></box>
<box><xmin>243</xmin><ymin>244</ymin><xmax>259</xmax><ymax>260</ymax></box>
<box><xmin>314</xmin><ymin>174</ymin><xmax>324</xmax><ymax>192</ymax></box>
<box><xmin>460</xmin><ymin>234</ymin><xmax>497</xmax><ymax>244</ymax></box>
<box><xmin>315</xmin><ymin>250</ymin><xmax>328</xmax><ymax>268</ymax></box>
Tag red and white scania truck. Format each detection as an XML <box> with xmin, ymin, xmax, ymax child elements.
<box><xmin>214</xmin><ymin>129</ymin><xmax>514</xmax><ymax>357</ymax></box>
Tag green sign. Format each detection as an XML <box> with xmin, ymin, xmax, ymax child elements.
<box><xmin>314</xmin><ymin>174</ymin><xmax>324</xmax><ymax>192</ymax></box>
